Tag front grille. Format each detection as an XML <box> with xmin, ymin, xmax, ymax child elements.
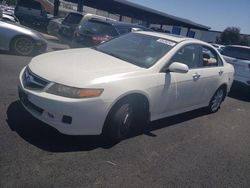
<box><xmin>22</xmin><ymin>67</ymin><xmax>49</xmax><ymax>90</ymax></box>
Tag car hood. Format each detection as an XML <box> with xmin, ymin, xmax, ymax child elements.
<box><xmin>28</xmin><ymin>48</ymin><xmax>144</xmax><ymax>88</ymax></box>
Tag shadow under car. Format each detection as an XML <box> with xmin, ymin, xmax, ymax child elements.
<box><xmin>6</xmin><ymin>100</ymin><xmax>209</xmax><ymax>152</ymax></box>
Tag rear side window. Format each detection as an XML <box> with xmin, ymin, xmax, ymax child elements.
<box><xmin>201</xmin><ymin>46</ymin><xmax>220</xmax><ymax>67</ymax></box>
<box><xmin>18</xmin><ymin>0</ymin><xmax>42</xmax><ymax>10</ymax></box>
<box><xmin>64</xmin><ymin>13</ymin><xmax>83</xmax><ymax>24</ymax></box>
<box><xmin>221</xmin><ymin>46</ymin><xmax>250</xmax><ymax>61</ymax></box>
<box><xmin>79</xmin><ymin>20</ymin><xmax>118</xmax><ymax>37</ymax></box>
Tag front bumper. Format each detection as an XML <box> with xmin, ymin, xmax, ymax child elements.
<box><xmin>18</xmin><ymin>68</ymin><xmax>109</xmax><ymax>135</ymax></box>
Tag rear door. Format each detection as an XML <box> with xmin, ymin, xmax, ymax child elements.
<box><xmin>197</xmin><ymin>45</ymin><xmax>225</xmax><ymax>103</ymax></box>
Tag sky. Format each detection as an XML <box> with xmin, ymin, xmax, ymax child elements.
<box><xmin>129</xmin><ymin>0</ymin><xmax>250</xmax><ymax>34</ymax></box>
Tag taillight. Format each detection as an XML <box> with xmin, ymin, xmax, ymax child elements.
<box><xmin>92</xmin><ymin>35</ymin><xmax>113</xmax><ymax>45</ymax></box>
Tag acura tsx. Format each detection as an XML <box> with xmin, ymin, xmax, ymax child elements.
<box><xmin>18</xmin><ymin>32</ymin><xmax>234</xmax><ymax>141</ymax></box>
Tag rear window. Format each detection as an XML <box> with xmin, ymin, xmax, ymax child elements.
<box><xmin>18</xmin><ymin>0</ymin><xmax>42</xmax><ymax>10</ymax></box>
<box><xmin>79</xmin><ymin>20</ymin><xmax>118</xmax><ymax>37</ymax></box>
<box><xmin>64</xmin><ymin>13</ymin><xmax>83</xmax><ymax>24</ymax></box>
<box><xmin>221</xmin><ymin>46</ymin><xmax>250</xmax><ymax>61</ymax></box>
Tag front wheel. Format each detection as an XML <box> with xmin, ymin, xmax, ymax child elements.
<box><xmin>105</xmin><ymin>100</ymin><xmax>136</xmax><ymax>142</ymax></box>
<box><xmin>207</xmin><ymin>88</ymin><xmax>225</xmax><ymax>113</ymax></box>
<box><xmin>11</xmin><ymin>36</ymin><xmax>35</xmax><ymax>56</ymax></box>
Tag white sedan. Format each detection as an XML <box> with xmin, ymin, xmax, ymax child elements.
<box><xmin>18</xmin><ymin>32</ymin><xmax>234</xmax><ymax>141</ymax></box>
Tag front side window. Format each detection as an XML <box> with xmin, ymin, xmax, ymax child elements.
<box><xmin>169</xmin><ymin>44</ymin><xmax>200</xmax><ymax>69</ymax></box>
<box><xmin>96</xmin><ymin>33</ymin><xmax>176</xmax><ymax>68</ymax></box>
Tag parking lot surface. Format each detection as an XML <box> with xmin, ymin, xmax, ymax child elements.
<box><xmin>0</xmin><ymin>46</ymin><xmax>250</xmax><ymax>187</ymax></box>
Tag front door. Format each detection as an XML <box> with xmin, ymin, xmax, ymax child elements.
<box><xmin>159</xmin><ymin>44</ymin><xmax>205</xmax><ymax>115</ymax></box>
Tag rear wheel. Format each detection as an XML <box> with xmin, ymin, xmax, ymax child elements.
<box><xmin>11</xmin><ymin>36</ymin><xmax>35</xmax><ymax>56</ymax></box>
<box><xmin>208</xmin><ymin>87</ymin><xmax>225</xmax><ymax>113</ymax></box>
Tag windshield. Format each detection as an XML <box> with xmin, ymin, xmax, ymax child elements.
<box><xmin>95</xmin><ymin>33</ymin><xmax>176</xmax><ymax>68</ymax></box>
<box><xmin>221</xmin><ymin>46</ymin><xmax>250</xmax><ymax>61</ymax></box>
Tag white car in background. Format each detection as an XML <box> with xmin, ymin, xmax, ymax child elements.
<box><xmin>211</xmin><ymin>43</ymin><xmax>225</xmax><ymax>52</ymax></box>
<box><xmin>221</xmin><ymin>45</ymin><xmax>250</xmax><ymax>87</ymax></box>
<box><xmin>18</xmin><ymin>32</ymin><xmax>234</xmax><ymax>141</ymax></box>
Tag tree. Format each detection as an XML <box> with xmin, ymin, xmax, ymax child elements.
<box><xmin>216</xmin><ymin>27</ymin><xmax>250</xmax><ymax>46</ymax></box>
<box><xmin>217</xmin><ymin>27</ymin><xmax>241</xmax><ymax>45</ymax></box>
<box><xmin>240</xmin><ymin>35</ymin><xmax>250</xmax><ymax>46</ymax></box>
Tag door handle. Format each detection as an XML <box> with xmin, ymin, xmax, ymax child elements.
<box><xmin>219</xmin><ymin>70</ymin><xmax>224</xmax><ymax>75</ymax></box>
<box><xmin>193</xmin><ymin>73</ymin><xmax>201</xmax><ymax>79</ymax></box>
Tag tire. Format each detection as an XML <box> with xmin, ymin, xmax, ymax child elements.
<box><xmin>105</xmin><ymin>100</ymin><xmax>135</xmax><ymax>142</ymax></box>
<box><xmin>207</xmin><ymin>87</ymin><xmax>225</xmax><ymax>113</ymax></box>
<box><xmin>10</xmin><ymin>36</ymin><xmax>35</xmax><ymax>56</ymax></box>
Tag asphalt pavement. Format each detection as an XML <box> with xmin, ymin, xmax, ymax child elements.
<box><xmin>0</xmin><ymin>43</ymin><xmax>250</xmax><ymax>187</ymax></box>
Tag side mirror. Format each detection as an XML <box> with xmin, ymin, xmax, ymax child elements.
<box><xmin>168</xmin><ymin>62</ymin><xmax>189</xmax><ymax>73</ymax></box>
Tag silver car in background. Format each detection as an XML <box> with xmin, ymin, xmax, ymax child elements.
<box><xmin>0</xmin><ymin>20</ymin><xmax>47</xmax><ymax>56</ymax></box>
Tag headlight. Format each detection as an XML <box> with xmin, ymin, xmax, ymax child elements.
<box><xmin>47</xmin><ymin>83</ymin><xmax>103</xmax><ymax>98</ymax></box>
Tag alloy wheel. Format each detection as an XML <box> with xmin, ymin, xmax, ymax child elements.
<box><xmin>211</xmin><ymin>89</ymin><xmax>224</xmax><ymax>112</ymax></box>
<box><xmin>14</xmin><ymin>37</ymin><xmax>34</xmax><ymax>56</ymax></box>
